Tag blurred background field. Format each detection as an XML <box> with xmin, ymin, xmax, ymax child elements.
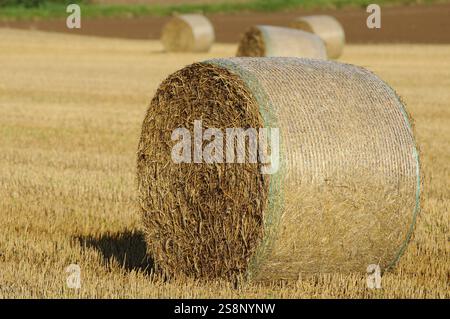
<box><xmin>1</xmin><ymin>0</ymin><xmax>450</xmax><ymax>44</ymax></box>
<box><xmin>0</xmin><ymin>26</ymin><xmax>448</xmax><ymax>297</ymax></box>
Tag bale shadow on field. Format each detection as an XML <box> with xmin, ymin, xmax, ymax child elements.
<box><xmin>77</xmin><ymin>230</ymin><xmax>154</xmax><ymax>275</ymax></box>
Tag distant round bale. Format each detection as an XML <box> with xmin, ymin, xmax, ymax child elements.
<box><xmin>290</xmin><ymin>15</ymin><xmax>345</xmax><ymax>59</ymax></box>
<box><xmin>236</xmin><ymin>25</ymin><xmax>327</xmax><ymax>59</ymax></box>
<box><xmin>161</xmin><ymin>14</ymin><xmax>215</xmax><ymax>52</ymax></box>
<box><xmin>137</xmin><ymin>57</ymin><xmax>420</xmax><ymax>282</ymax></box>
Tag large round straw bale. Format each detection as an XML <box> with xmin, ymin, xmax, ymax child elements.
<box><xmin>161</xmin><ymin>14</ymin><xmax>215</xmax><ymax>52</ymax></box>
<box><xmin>290</xmin><ymin>15</ymin><xmax>345</xmax><ymax>59</ymax></box>
<box><xmin>137</xmin><ymin>57</ymin><xmax>420</xmax><ymax>282</ymax></box>
<box><xmin>236</xmin><ymin>25</ymin><xmax>327</xmax><ymax>59</ymax></box>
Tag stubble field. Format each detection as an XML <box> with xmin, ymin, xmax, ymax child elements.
<box><xmin>0</xmin><ymin>28</ymin><xmax>448</xmax><ymax>298</ymax></box>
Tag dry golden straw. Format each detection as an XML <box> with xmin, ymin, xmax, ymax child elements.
<box><xmin>161</xmin><ymin>14</ymin><xmax>215</xmax><ymax>52</ymax></box>
<box><xmin>236</xmin><ymin>25</ymin><xmax>327</xmax><ymax>59</ymax></box>
<box><xmin>137</xmin><ymin>57</ymin><xmax>420</xmax><ymax>282</ymax></box>
<box><xmin>290</xmin><ymin>15</ymin><xmax>345</xmax><ymax>59</ymax></box>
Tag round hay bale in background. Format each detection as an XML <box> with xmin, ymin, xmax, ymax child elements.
<box><xmin>236</xmin><ymin>25</ymin><xmax>327</xmax><ymax>59</ymax></box>
<box><xmin>290</xmin><ymin>15</ymin><xmax>345</xmax><ymax>59</ymax></box>
<box><xmin>161</xmin><ymin>14</ymin><xmax>215</xmax><ymax>52</ymax></box>
<box><xmin>137</xmin><ymin>57</ymin><xmax>420</xmax><ymax>282</ymax></box>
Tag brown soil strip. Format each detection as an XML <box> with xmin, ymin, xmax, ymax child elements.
<box><xmin>1</xmin><ymin>3</ymin><xmax>450</xmax><ymax>43</ymax></box>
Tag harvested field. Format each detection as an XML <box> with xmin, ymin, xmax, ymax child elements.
<box><xmin>0</xmin><ymin>28</ymin><xmax>448</xmax><ymax>298</ymax></box>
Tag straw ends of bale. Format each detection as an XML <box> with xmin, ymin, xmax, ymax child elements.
<box><xmin>137</xmin><ymin>57</ymin><xmax>420</xmax><ymax>282</ymax></box>
<box><xmin>236</xmin><ymin>25</ymin><xmax>327</xmax><ymax>59</ymax></box>
<box><xmin>290</xmin><ymin>15</ymin><xmax>345</xmax><ymax>59</ymax></box>
<box><xmin>161</xmin><ymin>14</ymin><xmax>215</xmax><ymax>52</ymax></box>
